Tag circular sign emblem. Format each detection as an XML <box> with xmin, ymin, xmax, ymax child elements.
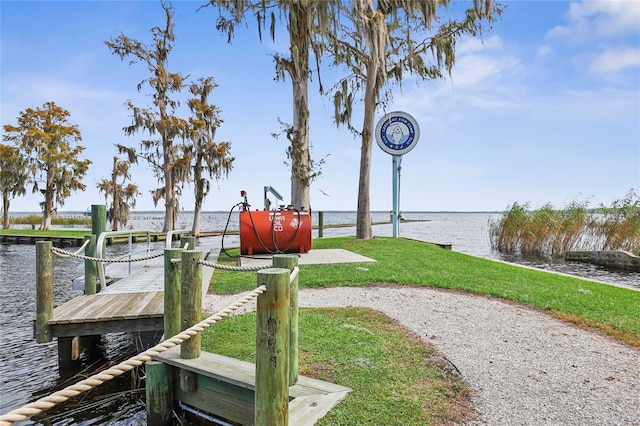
<box><xmin>375</xmin><ymin>111</ymin><xmax>420</xmax><ymax>155</ymax></box>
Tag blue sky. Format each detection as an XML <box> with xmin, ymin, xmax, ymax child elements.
<box><xmin>1</xmin><ymin>0</ymin><xmax>639</xmax><ymax>213</ymax></box>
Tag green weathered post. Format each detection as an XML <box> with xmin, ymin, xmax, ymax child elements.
<box><xmin>35</xmin><ymin>241</ymin><xmax>53</xmax><ymax>343</ymax></box>
<box><xmin>146</xmin><ymin>360</ymin><xmax>173</xmax><ymax>426</ymax></box>
<box><xmin>91</xmin><ymin>204</ymin><xmax>107</xmax><ymax>279</ymax></box>
<box><xmin>84</xmin><ymin>234</ymin><xmax>97</xmax><ymax>295</ymax></box>
<box><xmin>318</xmin><ymin>211</ymin><xmax>324</xmax><ymax>238</ymax></box>
<box><xmin>255</xmin><ymin>268</ymin><xmax>290</xmax><ymax>426</ymax></box>
<box><xmin>180</xmin><ymin>250</ymin><xmax>202</xmax><ymax>392</ymax></box>
<box><xmin>91</xmin><ymin>204</ymin><xmax>107</xmax><ymax>238</ymax></box>
<box><xmin>164</xmin><ymin>248</ymin><xmax>182</xmax><ymax>340</ymax></box>
<box><xmin>273</xmin><ymin>254</ymin><xmax>299</xmax><ymax>385</ymax></box>
<box><xmin>181</xmin><ymin>235</ymin><xmax>196</xmax><ymax>250</ymax></box>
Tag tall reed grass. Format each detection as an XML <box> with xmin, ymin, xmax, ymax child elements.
<box><xmin>4</xmin><ymin>214</ymin><xmax>91</xmax><ymax>227</ymax></box>
<box><xmin>489</xmin><ymin>190</ymin><xmax>640</xmax><ymax>258</ymax></box>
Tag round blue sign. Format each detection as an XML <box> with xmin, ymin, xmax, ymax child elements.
<box><xmin>375</xmin><ymin>111</ymin><xmax>420</xmax><ymax>155</ymax></box>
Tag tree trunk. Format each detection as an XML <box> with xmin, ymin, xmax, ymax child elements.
<box><xmin>163</xmin><ymin>131</ymin><xmax>176</xmax><ymax>233</ymax></box>
<box><xmin>288</xmin><ymin>3</ymin><xmax>311</xmax><ymax>211</ymax></box>
<box><xmin>111</xmin><ymin>158</ymin><xmax>120</xmax><ymax>231</ymax></box>
<box><xmin>192</xmin><ymin>200</ymin><xmax>202</xmax><ymax>238</ymax></box>
<box><xmin>356</xmin><ymin>57</ymin><xmax>378</xmax><ymax>240</ymax></box>
<box><xmin>2</xmin><ymin>196</ymin><xmax>10</xmax><ymax>229</ymax></box>
<box><xmin>41</xmin><ymin>171</ymin><xmax>54</xmax><ymax>230</ymax></box>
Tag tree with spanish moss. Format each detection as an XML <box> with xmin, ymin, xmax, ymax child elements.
<box><xmin>105</xmin><ymin>1</ymin><xmax>190</xmax><ymax>232</ymax></box>
<box><xmin>2</xmin><ymin>102</ymin><xmax>91</xmax><ymax>230</ymax></box>
<box><xmin>97</xmin><ymin>156</ymin><xmax>141</xmax><ymax>231</ymax></box>
<box><xmin>326</xmin><ymin>0</ymin><xmax>499</xmax><ymax>239</ymax></box>
<box><xmin>186</xmin><ymin>77</ymin><xmax>235</xmax><ymax>237</ymax></box>
<box><xmin>205</xmin><ymin>0</ymin><xmax>340</xmax><ymax>212</ymax></box>
<box><xmin>0</xmin><ymin>143</ymin><xmax>30</xmax><ymax>229</ymax></box>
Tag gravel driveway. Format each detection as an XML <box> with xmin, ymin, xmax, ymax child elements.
<box><xmin>203</xmin><ymin>286</ymin><xmax>640</xmax><ymax>425</ymax></box>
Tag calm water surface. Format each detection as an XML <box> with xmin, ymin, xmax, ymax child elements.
<box><xmin>1</xmin><ymin>211</ymin><xmax>637</xmax><ymax>424</ymax></box>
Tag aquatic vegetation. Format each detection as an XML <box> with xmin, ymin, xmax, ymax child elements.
<box><xmin>489</xmin><ymin>190</ymin><xmax>640</xmax><ymax>258</ymax></box>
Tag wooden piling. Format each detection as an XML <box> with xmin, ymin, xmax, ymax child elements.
<box><xmin>255</xmin><ymin>268</ymin><xmax>290</xmax><ymax>426</ymax></box>
<box><xmin>318</xmin><ymin>211</ymin><xmax>324</xmax><ymax>238</ymax></box>
<box><xmin>181</xmin><ymin>235</ymin><xmax>195</xmax><ymax>250</ymax></box>
<box><xmin>91</xmin><ymin>204</ymin><xmax>106</xmax><ymax>238</ymax></box>
<box><xmin>84</xmin><ymin>234</ymin><xmax>97</xmax><ymax>295</ymax></box>
<box><xmin>273</xmin><ymin>254</ymin><xmax>299</xmax><ymax>385</ymax></box>
<box><xmin>146</xmin><ymin>360</ymin><xmax>173</xmax><ymax>426</ymax></box>
<box><xmin>164</xmin><ymin>248</ymin><xmax>182</xmax><ymax>340</ymax></box>
<box><xmin>35</xmin><ymin>241</ymin><xmax>53</xmax><ymax>344</ymax></box>
<box><xmin>180</xmin><ymin>250</ymin><xmax>202</xmax><ymax>393</ymax></box>
<box><xmin>180</xmin><ymin>250</ymin><xmax>202</xmax><ymax>359</ymax></box>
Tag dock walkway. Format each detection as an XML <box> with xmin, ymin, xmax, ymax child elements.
<box><xmin>47</xmin><ymin>247</ymin><xmax>217</xmax><ymax>338</ymax></box>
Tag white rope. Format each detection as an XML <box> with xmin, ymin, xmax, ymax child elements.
<box><xmin>197</xmin><ymin>258</ymin><xmax>268</xmax><ymax>272</ymax></box>
<box><xmin>50</xmin><ymin>246</ymin><xmax>163</xmax><ymax>263</ymax></box>
<box><xmin>49</xmin><ymin>239</ymin><xmax>91</xmax><ymax>258</ymax></box>
<box><xmin>0</xmin><ymin>285</ymin><xmax>267</xmax><ymax>426</ymax></box>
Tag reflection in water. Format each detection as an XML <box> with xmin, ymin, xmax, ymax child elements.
<box><xmin>1</xmin><ymin>211</ymin><xmax>637</xmax><ymax>424</ymax></box>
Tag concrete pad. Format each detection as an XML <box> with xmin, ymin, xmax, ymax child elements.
<box><xmin>234</xmin><ymin>248</ymin><xmax>376</xmax><ymax>268</ymax></box>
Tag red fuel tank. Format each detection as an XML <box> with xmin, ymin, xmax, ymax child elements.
<box><xmin>239</xmin><ymin>209</ymin><xmax>312</xmax><ymax>255</ymax></box>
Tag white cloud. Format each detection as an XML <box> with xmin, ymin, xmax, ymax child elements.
<box><xmin>537</xmin><ymin>45</ymin><xmax>553</xmax><ymax>58</ymax></box>
<box><xmin>548</xmin><ymin>0</ymin><xmax>640</xmax><ymax>42</ymax></box>
<box><xmin>567</xmin><ymin>0</ymin><xmax>640</xmax><ymax>36</ymax></box>
<box><xmin>589</xmin><ymin>47</ymin><xmax>640</xmax><ymax>74</ymax></box>
<box><xmin>456</xmin><ymin>35</ymin><xmax>504</xmax><ymax>55</ymax></box>
<box><xmin>449</xmin><ymin>54</ymin><xmax>520</xmax><ymax>89</ymax></box>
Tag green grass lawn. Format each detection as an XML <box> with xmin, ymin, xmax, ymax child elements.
<box><xmin>201</xmin><ymin>236</ymin><xmax>639</xmax><ymax>425</ymax></box>
<box><xmin>211</xmin><ymin>236</ymin><xmax>640</xmax><ymax>348</ymax></box>
<box><xmin>202</xmin><ymin>307</ymin><xmax>473</xmax><ymax>425</ymax></box>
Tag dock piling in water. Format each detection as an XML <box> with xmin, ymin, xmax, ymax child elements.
<box><xmin>35</xmin><ymin>241</ymin><xmax>53</xmax><ymax>344</ymax></box>
<box><xmin>164</xmin><ymin>248</ymin><xmax>182</xmax><ymax>340</ymax></box>
<box><xmin>84</xmin><ymin>234</ymin><xmax>97</xmax><ymax>295</ymax></box>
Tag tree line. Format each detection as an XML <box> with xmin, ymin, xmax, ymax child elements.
<box><xmin>2</xmin><ymin>0</ymin><xmax>499</xmax><ymax>236</ymax></box>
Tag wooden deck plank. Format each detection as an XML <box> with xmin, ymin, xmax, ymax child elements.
<box><xmin>52</xmin><ymin>294</ymin><xmax>116</xmax><ymax>324</ymax></box>
<box><xmin>154</xmin><ymin>347</ymin><xmax>351</xmax><ymax>425</ymax></box>
<box><xmin>105</xmin><ymin>291</ymin><xmax>156</xmax><ymax>320</ymax></box>
<box><xmin>48</xmin><ymin>246</ymin><xmax>216</xmax><ymax>335</ymax></box>
<box><xmin>138</xmin><ymin>291</ymin><xmax>164</xmax><ymax>317</ymax></box>
<box><xmin>52</xmin><ymin>295</ymin><xmax>96</xmax><ymax>320</ymax></box>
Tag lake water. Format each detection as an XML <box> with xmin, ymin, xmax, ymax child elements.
<box><xmin>1</xmin><ymin>211</ymin><xmax>637</xmax><ymax>424</ymax></box>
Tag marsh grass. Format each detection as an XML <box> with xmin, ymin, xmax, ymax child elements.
<box><xmin>3</xmin><ymin>214</ymin><xmax>91</xmax><ymax>228</ymax></box>
<box><xmin>489</xmin><ymin>190</ymin><xmax>640</xmax><ymax>258</ymax></box>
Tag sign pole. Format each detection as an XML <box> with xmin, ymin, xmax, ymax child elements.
<box><xmin>375</xmin><ymin>111</ymin><xmax>420</xmax><ymax>239</ymax></box>
<box><xmin>392</xmin><ymin>155</ymin><xmax>401</xmax><ymax>237</ymax></box>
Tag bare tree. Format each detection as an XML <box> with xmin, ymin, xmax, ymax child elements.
<box><xmin>186</xmin><ymin>77</ymin><xmax>234</xmax><ymax>237</ymax></box>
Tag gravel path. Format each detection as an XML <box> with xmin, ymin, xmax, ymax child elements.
<box><xmin>203</xmin><ymin>286</ymin><xmax>640</xmax><ymax>425</ymax></box>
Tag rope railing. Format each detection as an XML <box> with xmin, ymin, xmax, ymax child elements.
<box><xmin>50</xmin><ymin>246</ymin><xmax>163</xmax><ymax>263</ymax></box>
<box><xmin>0</xmin><ymin>285</ymin><xmax>267</xmax><ymax>426</ymax></box>
<box><xmin>49</xmin><ymin>239</ymin><xmax>91</xmax><ymax>258</ymax></box>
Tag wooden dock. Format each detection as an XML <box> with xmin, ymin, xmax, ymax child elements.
<box><xmin>39</xmin><ymin>246</ymin><xmax>217</xmax><ymax>366</ymax></box>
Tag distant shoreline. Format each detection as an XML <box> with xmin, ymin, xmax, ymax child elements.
<box><xmin>9</xmin><ymin>210</ymin><xmax>502</xmax><ymax>215</ymax></box>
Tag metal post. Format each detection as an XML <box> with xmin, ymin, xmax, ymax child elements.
<box><xmin>392</xmin><ymin>155</ymin><xmax>401</xmax><ymax>237</ymax></box>
<box><xmin>318</xmin><ymin>211</ymin><xmax>324</xmax><ymax>238</ymax></box>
